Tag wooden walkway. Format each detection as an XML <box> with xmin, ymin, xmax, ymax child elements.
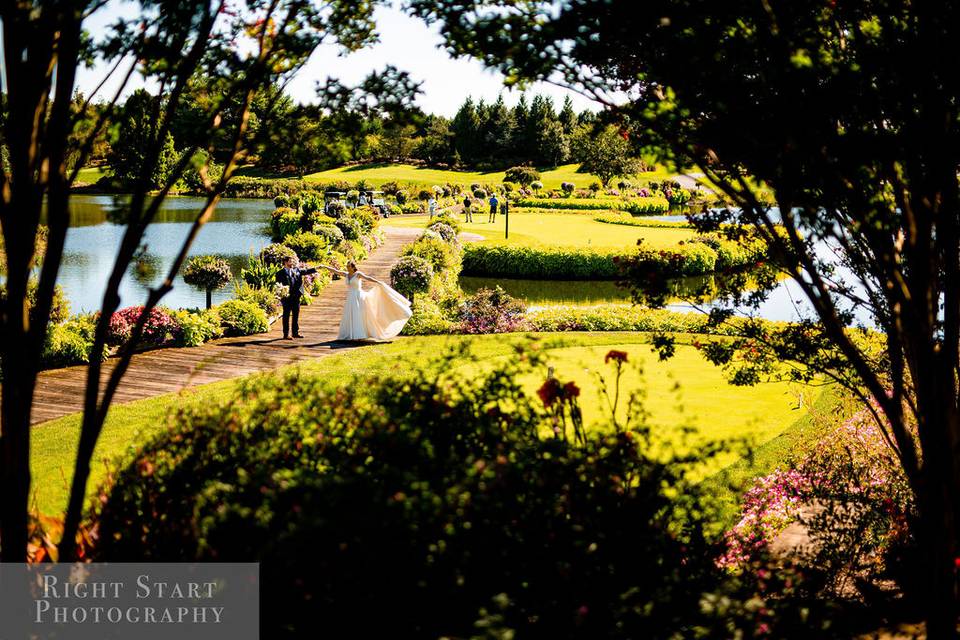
<box><xmin>28</xmin><ymin>226</ymin><xmax>423</xmax><ymax>425</ymax></box>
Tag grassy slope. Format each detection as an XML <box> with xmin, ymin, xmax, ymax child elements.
<box><xmin>31</xmin><ymin>332</ymin><xmax>831</xmax><ymax>517</ymax></box>
<box><xmin>302</xmin><ymin>163</ymin><xmax>675</xmax><ymax>190</ymax></box>
<box><xmin>385</xmin><ymin>211</ymin><xmax>695</xmax><ymax>249</ymax></box>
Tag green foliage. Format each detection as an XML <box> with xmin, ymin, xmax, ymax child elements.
<box><xmin>0</xmin><ymin>279</ymin><xmax>71</xmax><ymax>325</ymax></box>
<box><xmin>594</xmin><ymin>212</ymin><xmax>691</xmax><ymax>228</ymax></box>
<box><xmin>215</xmin><ymin>299</ymin><xmax>268</xmax><ymax>337</ymax></box>
<box><xmin>311</xmin><ymin>224</ymin><xmax>345</xmax><ymax>247</ymax></box>
<box><xmin>462</xmin><ymin>244</ymin><xmax>624</xmax><ymax>279</ymax></box>
<box><xmin>577</xmin><ymin>125</ymin><xmax>640</xmax><ymax>187</ymax></box>
<box><xmin>432</xmin><ymin>210</ymin><xmax>462</xmax><ymax>233</ymax></box>
<box><xmin>503</xmin><ymin>165</ymin><xmax>541</xmax><ymax>186</ymax></box>
<box><xmin>259</xmin><ymin>243</ymin><xmax>298</xmax><ymax>267</ymax></box>
<box><xmin>515</xmin><ymin>196</ymin><xmax>669</xmax><ymax>214</ymax></box>
<box><xmin>282</xmin><ymin>231</ymin><xmax>328</xmax><ymax>261</ymax></box>
<box><xmin>270</xmin><ymin>207</ymin><xmax>301</xmax><ymax>241</ymax></box>
<box><xmin>334</xmin><ymin>216</ymin><xmax>363</xmax><ymax>241</ymax></box>
<box><xmin>108</xmin><ymin>90</ymin><xmax>178</xmax><ymax>190</ymax></box>
<box><xmin>182</xmin><ymin>256</ymin><xmax>232</xmax><ymax>292</ymax></box>
<box><xmin>171</xmin><ymin>308</ymin><xmax>223</xmax><ymax>347</ymax></box>
<box><xmin>240</xmin><ymin>255</ymin><xmax>276</xmax><ymax>290</ymax></box>
<box><xmin>234</xmin><ymin>283</ymin><xmax>281</xmax><ymax>317</ymax></box>
<box><xmin>401</xmin><ymin>236</ymin><xmax>458</xmax><ymax>273</ymax></box>
<box><xmin>92</xmin><ymin>352</ymin><xmax>720</xmax><ymax>638</ymax></box>
<box><xmin>41</xmin><ymin>314</ymin><xmax>101</xmax><ymax>369</ymax></box>
<box><xmin>390</xmin><ymin>255</ymin><xmax>433</xmax><ymax>299</ymax></box>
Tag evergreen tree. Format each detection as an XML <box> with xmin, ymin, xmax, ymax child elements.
<box><xmin>484</xmin><ymin>95</ymin><xmax>515</xmax><ymax>163</ymax></box>
<box><xmin>510</xmin><ymin>94</ymin><xmax>531</xmax><ymax>160</ymax></box>
<box><xmin>451</xmin><ymin>97</ymin><xmax>481</xmax><ymax>162</ymax></box>
<box><xmin>558</xmin><ymin>95</ymin><xmax>576</xmax><ymax>135</ymax></box>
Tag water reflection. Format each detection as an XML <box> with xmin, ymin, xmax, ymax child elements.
<box><xmin>51</xmin><ymin>195</ymin><xmax>274</xmax><ymax>311</ymax></box>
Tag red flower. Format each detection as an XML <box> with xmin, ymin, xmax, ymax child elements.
<box><xmin>537</xmin><ymin>379</ymin><xmax>562</xmax><ymax>407</ymax></box>
<box><xmin>605</xmin><ymin>350</ymin><xmax>629</xmax><ymax>364</ymax></box>
<box><xmin>563</xmin><ymin>381</ymin><xmax>581</xmax><ymax>398</ymax></box>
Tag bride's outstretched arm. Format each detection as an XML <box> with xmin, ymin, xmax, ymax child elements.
<box><xmin>318</xmin><ymin>264</ymin><xmax>348</xmax><ymax>277</ymax></box>
<box><xmin>357</xmin><ymin>271</ymin><xmax>383</xmax><ymax>285</ymax></box>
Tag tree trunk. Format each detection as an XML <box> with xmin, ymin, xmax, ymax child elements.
<box><xmin>206</xmin><ymin>288</ymin><xmax>212</xmax><ymax>310</ymax></box>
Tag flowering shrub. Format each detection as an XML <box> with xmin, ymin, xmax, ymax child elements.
<box><xmin>663</xmin><ymin>187</ymin><xmax>692</xmax><ymax>206</ymax></box>
<box><xmin>390</xmin><ymin>255</ymin><xmax>433</xmax><ymax>299</ymax></box>
<box><xmin>41</xmin><ymin>314</ymin><xmax>101</xmax><ymax>368</ymax></box>
<box><xmin>334</xmin><ymin>216</ymin><xmax>363</xmax><ymax>241</ymax></box>
<box><xmin>426</xmin><ymin>222</ymin><xmax>457</xmax><ymax>244</ymax></box>
<box><xmin>401</xmin><ymin>236</ymin><xmax>458</xmax><ymax>273</ymax></box>
<box><xmin>457</xmin><ymin>286</ymin><xmax>530</xmax><ymax>334</ymax></box>
<box><xmin>269</xmin><ymin>206</ymin><xmax>300</xmax><ymax>240</ymax></box>
<box><xmin>311</xmin><ymin>224</ymin><xmax>345</xmax><ymax>247</ymax></box>
<box><xmin>282</xmin><ymin>231</ymin><xmax>328</xmax><ymax>261</ymax></box>
<box><xmin>107</xmin><ymin>306</ymin><xmax>182</xmax><ymax>347</ymax></box>
<box><xmin>259</xmin><ymin>243</ymin><xmax>297</xmax><ymax>267</ymax></box>
<box><xmin>432</xmin><ymin>211</ymin><xmax>462</xmax><ymax>233</ymax></box>
<box><xmin>234</xmin><ymin>283</ymin><xmax>281</xmax><ymax>317</ymax></box>
<box><xmin>182</xmin><ymin>255</ymin><xmax>232</xmax><ymax>309</ymax></box>
<box><xmin>561</xmin><ymin>181</ymin><xmax>575</xmax><ymax>195</ymax></box>
<box><xmin>720</xmin><ymin>404</ymin><xmax>915</xmax><ymax>594</ymax></box>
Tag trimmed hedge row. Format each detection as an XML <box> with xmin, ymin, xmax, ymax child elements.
<box><xmin>594</xmin><ymin>212</ymin><xmax>692</xmax><ymax>228</ymax></box>
<box><xmin>514</xmin><ymin>196</ymin><xmax>670</xmax><ymax>215</ymax></box>
<box><xmin>462</xmin><ymin>244</ymin><xmax>624</xmax><ymax>279</ymax></box>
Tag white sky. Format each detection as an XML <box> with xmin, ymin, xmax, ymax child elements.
<box><xmin>73</xmin><ymin>2</ymin><xmax>601</xmax><ymax>117</ymax></box>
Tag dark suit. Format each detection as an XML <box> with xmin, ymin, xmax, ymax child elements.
<box><xmin>275</xmin><ymin>265</ymin><xmax>318</xmax><ymax>337</ymax></box>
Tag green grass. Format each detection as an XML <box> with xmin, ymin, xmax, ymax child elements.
<box><xmin>300</xmin><ymin>163</ymin><xmax>674</xmax><ymax>190</ymax></box>
<box><xmin>75</xmin><ymin>166</ymin><xmax>107</xmax><ymax>184</ymax></box>
<box><xmin>31</xmin><ymin>332</ymin><xmax>831</xmax><ymax>518</ymax></box>
<box><xmin>385</xmin><ymin>211</ymin><xmax>695</xmax><ymax>249</ymax></box>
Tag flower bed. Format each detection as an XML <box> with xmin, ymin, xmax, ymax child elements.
<box><xmin>593</xmin><ymin>212</ymin><xmax>692</xmax><ymax>228</ymax></box>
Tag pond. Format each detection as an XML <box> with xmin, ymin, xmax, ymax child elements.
<box><xmin>50</xmin><ymin>195</ymin><xmax>274</xmax><ymax>312</ymax></box>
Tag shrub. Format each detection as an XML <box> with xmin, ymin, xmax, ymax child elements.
<box><xmin>530</xmin><ymin>180</ymin><xmax>543</xmax><ymax>193</ymax></box>
<box><xmin>503</xmin><ymin>165</ymin><xmax>541</xmax><ymax>186</ymax></box>
<box><xmin>182</xmin><ymin>255</ymin><xmax>232</xmax><ymax>309</ymax></box>
<box><xmin>589</xmin><ymin>181</ymin><xmax>602</xmax><ymax>192</ymax></box>
<box><xmin>395</xmin><ymin>189</ymin><xmax>408</xmax><ymax>205</ymax></box>
<box><xmin>334</xmin><ymin>216</ymin><xmax>363</xmax><ymax>241</ymax></box>
<box><xmin>107</xmin><ymin>306</ymin><xmax>182</xmax><ymax>347</ymax></box>
<box><xmin>312</xmin><ymin>224</ymin><xmax>345</xmax><ymax>247</ymax></box>
<box><xmin>432</xmin><ymin>211</ymin><xmax>462</xmax><ymax>233</ymax></box>
<box><xmin>216</xmin><ymin>299</ymin><xmax>268</xmax><ymax>336</ymax></box>
<box><xmin>514</xmin><ymin>196</ymin><xmax>669</xmax><ymax>214</ymax></box>
<box><xmin>390</xmin><ymin>255</ymin><xmax>433</xmax><ymax>299</ymax></box>
<box><xmin>171</xmin><ymin>308</ymin><xmax>222</xmax><ymax>347</ymax></box>
<box><xmin>92</xmin><ymin>353</ymin><xmax>720</xmax><ymax>638</ymax></box>
<box><xmin>426</xmin><ymin>222</ymin><xmax>457</xmax><ymax>244</ymax></box>
<box><xmin>561</xmin><ymin>181</ymin><xmax>575</xmax><ymax>195</ymax></box>
<box><xmin>325</xmin><ymin>200</ymin><xmax>346</xmax><ymax>218</ymax></box>
<box><xmin>259</xmin><ymin>243</ymin><xmax>297</xmax><ymax>267</ymax></box>
<box><xmin>388</xmin><ymin>204</ymin><xmax>402</xmax><ymax>216</ymax></box>
<box><xmin>462</xmin><ymin>244</ymin><xmax>623</xmax><ymax>279</ymax></box>
<box><xmin>270</xmin><ymin>206</ymin><xmax>301</xmax><ymax>240</ymax></box>
<box><xmin>282</xmin><ymin>231</ymin><xmax>328</xmax><ymax>261</ymax></box>
<box><xmin>345</xmin><ymin>189</ymin><xmax>360</xmax><ymax>205</ymax></box>
<box><xmin>402</xmin><ymin>237</ymin><xmax>458</xmax><ymax>273</ymax></box>
<box><xmin>41</xmin><ymin>315</ymin><xmax>100</xmax><ymax>368</ymax></box>
<box><xmin>663</xmin><ymin>187</ymin><xmax>692</xmax><ymax>206</ymax></box>
<box><xmin>273</xmin><ymin>194</ymin><xmax>291</xmax><ymax>208</ymax></box>
<box><xmin>0</xmin><ymin>280</ymin><xmax>70</xmax><ymax>325</ymax></box>
<box><xmin>346</xmin><ymin>207</ymin><xmax>378</xmax><ymax>234</ymax></box>
<box><xmin>473</xmin><ymin>188</ymin><xmax>486</xmax><ymax>199</ymax></box>
<box><xmin>302</xmin><ymin>210</ymin><xmax>338</xmax><ymax>231</ymax></box>
<box><xmin>240</xmin><ymin>255</ymin><xmax>277</xmax><ymax>289</ymax></box>
<box><xmin>336</xmin><ymin>239</ymin><xmax>368</xmax><ymax>262</ymax></box>
<box><xmin>457</xmin><ymin>286</ymin><xmax>529</xmax><ymax>334</ymax></box>
<box><xmin>300</xmin><ymin>192</ymin><xmax>323</xmax><ymax>215</ymax></box>
<box><xmin>234</xmin><ymin>283</ymin><xmax>281</xmax><ymax>317</ymax></box>
<box><xmin>593</xmin><ymin>212</ymin><xmax>690</xmax><ymax>228</ymax></box>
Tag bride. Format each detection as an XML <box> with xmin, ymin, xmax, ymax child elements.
<box><xmin>318</xmin><ymin>260</ymin><xmax>412</xmax><ymax>341</ymax></box>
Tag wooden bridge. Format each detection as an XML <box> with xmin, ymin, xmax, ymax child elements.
<box><xmin>28</xmin><ymin>226</ymin><xmax>423</xmax><ymax>425</ymax></box>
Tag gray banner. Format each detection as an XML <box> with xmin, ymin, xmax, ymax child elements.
<box><xmin>0</xmin><ymin>563</ymin><xmax>259</xmax><ymax>640</ymax></box>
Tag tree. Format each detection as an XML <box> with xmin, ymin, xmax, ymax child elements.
<box><xmin>414</xmin><ymin>115</ymin><xmax>455</xmax><ymax>166</ymax></box>
<box><xmin>503</xmin><ymin>166</ymin><xmax>541</xmax><ymax>187</ymax></box>
<box><xmin>109</xmin><ymin>90</ymin><xmax>178</xmax><ymax>189</ymax></box>
<box><xmin>451</xmin><ymin>97</ymin><xmax>481</xmax><ymax>162</ymax></box>
<box><xmin>578</xmin><ymin>126</ymin><xmax>639</xmax><ymax>186</ymax></box>
<box><xmin>377</xmin><ymin>122</ymin><xmax>418</xmax><ymax>162</ymax></box>
<box><xmin>408</xmin><ymin>0</ymin><xmax>960</xmax><ymax>634</ymax></box>
<box><xmin>558</xmin><ymin>96</ymin><xmax>577</xmax><ymax>135</ymax></box>
<box><xmin>540</xmin><ymin>119</ymin><xmax>570</xmax><ymax>168</ymax></box>
<box><xmin>182</xmin><ymin>256</ymin><xmax>232</xmax><ymax>309</ymax></box>
<box><xmin>0</xmin><ymin>0</ymin><xmax>387</xmax><ymax>563</ymax></box>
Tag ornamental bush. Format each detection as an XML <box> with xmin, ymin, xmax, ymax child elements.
<box><xmin>41</xmin><ymin>314</ymin><xmax>100</xmax><ymax>368</ymax></box>
<box><xmin>0</xmin><ymin>280</ymin><xmax>71</xmax><ymax>325</ymax></box>
<box><xmin>462</xmin><ymin>244</ymin><xmax>623</xmax><ymax>279</ymax></box>
<box><xmin>514</xmin><ymin>196</ymin><xmax>669</xmax><ymax>214</ymax></box>
<box><xmin>171</xmin><ymin>308</ymin><xmax>223</xmax><ymax>347</ymax></box>
<box><xmin>561</xmin><ymin>181</ymin><xmax>575</xmax><ymax>195</ymax></box>
<box><xmin>390</xmin><ymin>255</ymin><xmax>433</xmax><ymax>299</ymax></box>
<box><xmin>259</xmin><ymin>243</ymin><xmax>298</xmax><ymax>267</ymax></box>
<box><xmin>107</xmin><ymin>306</ymin><xmax>182</xmax><ymax>347</ymax></box>
<box><xmin>432</xmin><ymin>211</ymin><xmax>462</xmax><ymax>234</ymax></box>
<box><xmin>395</xmin><ymin>189</ymin><xmax>408</xmax><ymax>205</ymax></box>
<box><xmin>91</xmin><ymin>351</ymin><xmax>720</xmax><ymax>638</ymax></box>
<box><xmin>216</xmin><ymin>299</ymin><xmax>268</xmax><ymax>336</ymax></box>
<box><xmin>270</xmin><ymin>207</ymin><xmax>301</xmax><ymax>241</ymax></box>
<box><xmin>503</xmin><ymin>165</ymin><xmax>541</xmax><ymax>186</ymax></box>
<box><xmin>426</xmin><ymin>222</ymin><xmax>457</xmax><ymax>244</ymax></box>
<box><xmin>282</xmin><ymin>231</ymin><xmax>328</xmax><ymax>261</ymax></box>
<box><xmin>303</xmin><ymin>210</ymin><xmax>338</xmax><ymax>231</ymax></box>
<box><xmin>594</xmin><ymin>212</ymin><xmax>691</xmax><ymax>228</ymax></box>
<box><xmin>312</xmin><ymin>224</ymin><xmax>345</xmax><ymax>247</ymax></box>
<box><xmin>473</xmin><ymin>188</ymin><xmax>486</xmax><ymax>199</ymax></box>
<box><xmin>457</xmin><ymin>286</ymin><xmax>529</xmax><ymax>334</ymax></box>
<box><xmin>183</xmin><ymin>255</ymin><xmax>232</xmax><ymax>309</ymax></box>
<box><xmin>334</xmin><ymin>216</ymin><xmax>363</xmax><ymax>241</ymax></box>
<box><xmin>346</xmin><ymin>207</ymin><xmax>378</xmax><ymax>234</ymax></box>
<box><xmin>234</xmin><ymin>283</ymin><xmax>281</xmax><ymax>317</ymax></box>
<box><xmin>402</xmin><ymin>237</ymin><xmax>458</xmax><ymax>274</ymax></box>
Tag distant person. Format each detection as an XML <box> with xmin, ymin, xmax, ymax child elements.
<box><xmin>463</xmin><ymin>195</ymin><xmax>473</xmax><ymax>223</ymax></box>
<box><xmin>488</xmin><ymin>193</ymin><xmax>499</xmax><ymax>222</ymax></box>
<box><xmin>428</xmin><ymin>197</ymin><xmax>437</xmax><ymax>219</ymax></box>
<box><xmin>499</xmin><ymin>198</ymin><xmax>509</xmax><ymax>220</ymax></box>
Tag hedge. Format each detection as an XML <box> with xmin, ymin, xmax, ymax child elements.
<box><xmin>462</xmin><ymin>244</ymin><xmax>624</xmax><ymax>279</ymax></box>
<box><xmin>594</xmin><ymin>212</ymin><xmax>692</xmax><ymax>228</ymax></box>
<box><xmin>514</xmin><ymin>196</ymin><xmax>670</xmax><ymax>215</ymax></box>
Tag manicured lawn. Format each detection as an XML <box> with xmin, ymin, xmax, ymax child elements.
<box><xmin>31</xmin><ymin>332</ymin><xmax>830</xmax><ymax>518</ymax></box>
<box><xmin>301</xmin><ymin>163</ymin><xmax>674</xmax><ymax>190</ymax></box>
<box><xmin>385</xmin><ymin>211</ymin><xmax>696</xmax><ymax>249</ymax></box>
<box><xmin>75</xmin><ymin>166</ymin><xmax>107</xmax><ymax>184</ymax></box>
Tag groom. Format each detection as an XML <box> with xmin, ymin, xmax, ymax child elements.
<box><xmin>275</xmin><ymin>255</ymin><xmax>318</xmax><ymax>339</ymax></box>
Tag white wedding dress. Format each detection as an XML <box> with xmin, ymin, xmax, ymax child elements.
<box><xmin>337</xmin><ymin>273</ymin><xmax>412</xmax><ymax>341</ymax></box>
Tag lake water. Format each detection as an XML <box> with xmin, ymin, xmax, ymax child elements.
<box><xmin>52</xmin><ymin>195</ymin><xmax>274</xmax><ymax>312</ymax></box>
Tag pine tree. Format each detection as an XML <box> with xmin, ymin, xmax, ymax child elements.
<box><xmin>558</xmin><ymin>96</ymin><xmax>576</xmax><ymax>135</ymax></box>
<box><xmin>451</xmin><ymin>97</ymin><xmax>481</xmax><ymax>162</ymax></box>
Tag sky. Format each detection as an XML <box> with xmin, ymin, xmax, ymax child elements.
<box><xmin>74</xmin><ymin>2</ymin><xmax>601</xmax><ymax>118</ymax></box>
